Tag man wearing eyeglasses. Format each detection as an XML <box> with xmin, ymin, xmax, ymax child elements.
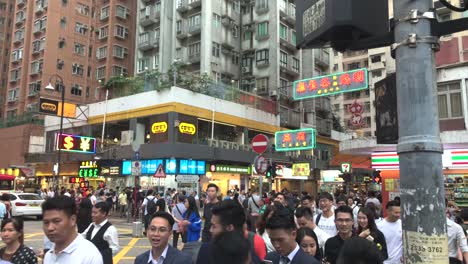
<box><xmin>134</xmin><ymin>211</ymin><xmax>191</xmax><ymax>264</ymax></box>
<box><xmin>323</xmin><ymin>206</ymin><xmax>356</xmax><ymax>264</ymax></box>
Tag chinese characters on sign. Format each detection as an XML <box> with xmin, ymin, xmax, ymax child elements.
<box><xmin>56</xmin><ymin>133</ymin><xmax>96</xmax><ymax>154</ymax></box>
<box><xmin>275</xmin><ymin>128</ymin><xmax>316</xmax><ymax>152</ymax></box>
<box><xmin>293</xmin><ymin>68</ymin><xmax>368</xmax><ymax>100</ymax></box>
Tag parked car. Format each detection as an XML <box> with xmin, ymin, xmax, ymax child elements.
<box><xmin>6</xmin><ymin>193</ymin><xmax>44</xmax><ymax>219</ymax></box>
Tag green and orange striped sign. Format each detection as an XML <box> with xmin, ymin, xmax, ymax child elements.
<box><xmin>372</xmin><ymin>149</ymin><xmax>468</xmax><ymax>170</ymax></box>
<box><xmin>450</xmin><ymin>149</ymin><xmax>468</xmax><ymax>166</ymax></box>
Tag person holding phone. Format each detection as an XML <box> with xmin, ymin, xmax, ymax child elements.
<box><xmin>357</xmin><ymin>207</ymin><xmax>388</xmax><ymax>261</ymax></box>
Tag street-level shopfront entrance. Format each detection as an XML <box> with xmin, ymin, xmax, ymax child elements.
<box><xmin>202</xmin><ymin>163</ymin><xmax>251</xmax><ymax>196</ymax></box>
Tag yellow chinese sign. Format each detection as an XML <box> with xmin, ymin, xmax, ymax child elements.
<box><xmin>151</xmin><ymin>122</ymin><xmax>168</xmax><ymax>134</ymax></box>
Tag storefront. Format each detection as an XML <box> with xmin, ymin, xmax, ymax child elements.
<box><xmin>203</xmin><ymin>163</ymin><xmax>251</xmax><ymax>196</ymax></box>
<box><xmin>275</xmin><ymin>163</ymin><xmax>318</xmax><ymax>195</ymax></box>
<box><xmin>372</xmin><ymin>150</ymin><xmax>468</xmax><ymax>208</ymax></box>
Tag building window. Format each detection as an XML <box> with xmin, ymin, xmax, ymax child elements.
<box><xmin>231</xmin><ymin>52</ymin><xmax>239</xmax><ymax>65</ymax></box>
<box><xmin>33</xmin><ymin>17</ymin><xmax>47</xmax><ymax>32</ymax></box>
<box><xmin>112</xmin><ymin>65</ymin><xmax>126</xmax><ymax>77</ymax></box>
<box><xmin>213</xmin><ymin>13</ymin><xmax>221</xmax><ymax>28</ymax></box>
<box><xmin>74</xmin><ymin>42</ymin><xmax>86</xmax><ymax>56</ymax></box>
<box><xmin>188</xmin><ymin>42</ymin><xmax>201</xmax><ymax>56</ymax></box>
<box><xmin>113</xmin><ymin>45</ymin><xmax>127</xmax><ymax>59</ymax></box>
<box><xmin>371</xmin><ymin>70</ymin><xmax>382</xmax><ymax>78</ymax></box>
<box><xmin>257</xmin><ymin>22</ymin><xmax>268</xmax><ymax>37</ymax></box>
<box><xmin>255</xmin><ymin>77</ymin><xmax>268</xmax><ymax>92</ymax></box>
<box><xmin>256</xmin><ymin>0</ymin><xmax>268</xmax><ymax>9</ymax></box>
<box><xmin>280</xmin><ymin>51</ymin><xmax>288</xmax><ymax>67</ymax></box>
<box><xmin>75</xmin><ymin>22</ymin><xmax>88</xmax><ymax>35</ymax></box>
<box><xmin>100</xmin><ymin>6</ymin><xmax>110</xmax><ymax>20</ymax></box>
<box><xmin>11</xmin><ymin>49</ymin><xmax>23</xmax><ymax>61</ymax></box>
<box><xmin>243</xmin><ymin>30</ymin><xmax>251</xmax><ymax>40</ymax></box>
<box><xmin>99</xmin><ymin>26</ymin><xmax>109</xmax><ymax>39</ymax></box>
<box><xmin>71</xmin><ymin>84</ymin><xmax>82</xmax><ymax>96</ymax></box>
<box><xmin>232</xmin><ymin>25</ymin><xmax>239</xmax><ymax>38</ymax></box>
<box><xmin>7</xmin><ymin>88</ymin><xmax>19</xmax><ymax>101</ymax></box>
<box><xmin>116</xmin><ymin>5</ymin><xmax>128</xmax><ymax>19</ymax></box>
<box><xmin>96</xmin><ymin>66</ymin><xmax>106</xmax><ymax>80</ymax></box>
<box><xmin>96</xmin><ymin>46</ymin><xmax>107</xmax><ymax>59</ymax></box>
<box><xmin>14</xmin><ymin>30</ymin><xmax>24</xmax><ymax>42</ymax></box>
<box><xmin>31</xmin><ymin>60</ymin><xmax>43</xmax><ymax>74</ymax></box>
<box><xmin>438</xmin><ymin>82</ymin><xmax>463</xmax><ymax>119</ymax></box>
<box><xmin>138</xmin><ymin>58</ymin><xmax>150</xmax><ymax>72</ymax></box>
<box><xmin>371</xmin><ymin>55</ymin><xmax>381</xmax><ymax>63</ymax></box>
<box><xmin>347</xmin><ymin>62</ymin><xmax>360</xmax><ymax>70</ymax></box>
<box><xmin>10</xmin><ymin>68</ymin><xmax>21</xmax><ymax>81</ymax></box>
<box><xmin>176</xmin><ymin>20</ymin><xmax>183</xmax><ymax>32</ymax></box>
<box><xmin>212</xmin><ymin>42</ymin><xmax>220</xmax><ymax>57</ymax></box>
<box><xmin>280</xmin><ymin>24</ymin><xmax>288</xmax><ymax>40</ymax></box>
<box><xmin>256</xmin><ymin>49</ymin><xmax>269</xmax><ymax>65</ymax></box>
<box><xmin>6</xmin><ymin>109</ymin><xmax>17</xmax><ymax>120</ymax></box>
<box><xmin>188</xmin><ymin>14</ymin><xmax>201</xmax><ymax>28</ymax></box>
<box><xmin>114</xmin><ymin>25</ymin><xmax>128</xmax><ymax>39</ymax></box>
<box><xmin>72</xmin><ymin>63</ymin><xmax>84</xmax><ymax>76</ymax></box>
<box><xmin>291</xmin><ymin>31</ymin><xmax>296</xmax><ymax>45</ymax></box>
<box><xmin>76</xmin><ymin>3</ymin><xmax>90</xmax><ymax>16</ymax></box>
<box><xmin>292</xmin><ymin>57</ymin><xmax>300</xmax><ymax>72</ymax></box>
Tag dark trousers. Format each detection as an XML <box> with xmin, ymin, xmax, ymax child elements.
<box><xmin>173</xmin><ymin>231</ymin><xmax>181</xmax><ymax>247</ymax></box>
<box><xmin>449</xmin><ymin>257</ymin><xmax>462</xmax><ymax>264</ymax></box>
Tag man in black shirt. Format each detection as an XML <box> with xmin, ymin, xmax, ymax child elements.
<box><xmin>202</xmin><ymin>183</ymin><xmax>220</xmax><ymax>242</ymax></box>
<box><xmin>324</xmin><ymin>206</ymin><xmax>356</xmax><ymax>264</ymax></box>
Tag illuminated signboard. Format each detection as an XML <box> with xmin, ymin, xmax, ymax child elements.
<box><xmin>275</xmin><ymin>128</ymin><xmax>316</xmax><ymax>152</ymax></box>
<box><xmin>56</xmin><ymin>133</ymin><xmax>96</xmax><ymax>154</ymax></box>
<box><xmin>179</xmin><ymin>160</ymin><xmax>206</xmax><ymax>174</ymax></box>
<box><xmin>179</xmin><ymin>122</ymin><xmax>196</xmax><ymax>135</ymax></box>
<box><xmin>79</xmin><ymin>161</ymin><xmax>99</xmax><ymax>178</ymax></box>
<box><xmin>209</xmin><ymin>164</ymin><xmax>251</xmax><ymax>174</ymax></box>
<box><xmin>166</xmin><ymin>158</ymin><xmax>177</xmax><ymax>174</ymax></box>
<box><xmin>141</xmin><ymin>159</ymin><xmax>164</xmax><ymax>174</ymax></box>
<box><xmin>39</xmin><ymin>98</ymin><xmax>76</xmax><ymax>118</ymax></box>
<box><xmin>292</xmin><ymin>163</ymin><xmax>310</xmax><ymax>176</ymax></box>
<box><xmin>293</xmin><ymin>68</ymin><xmax>368</xmax><ymax>100</ymax></box>
<box><xmin>0</xmin><ymin>168</ymin><xmax>20</xmax><ymax>177</ymax></box>
<box><xmin>69</xmin><ymin>177</ymin><xmax>85</xmax><ymax>184</ymax></box>
<box><xmin>151</xmin><ymin>122</ymin><xmax>168</xmax><ymax>134</ymax></box>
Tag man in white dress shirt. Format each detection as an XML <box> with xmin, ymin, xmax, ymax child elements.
<box><xmin>82</xmin><ymin>201</ymin><xmax>120</xmax><ymax>264</ymax></box>
<box><xmin>42</xmin><ymin>196</ymin><xmax>103</xmax><ymax>264</ymax></box>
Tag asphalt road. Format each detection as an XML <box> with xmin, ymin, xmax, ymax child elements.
<box><xmin>5</xmin><ymin>215</ymin><xmax>159</xmax><ymax>264</ymax></box>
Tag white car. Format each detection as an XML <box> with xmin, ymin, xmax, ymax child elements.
<box><xmin>7</xmin><ymin>193</ymin><xmax>44</xmax><ymax>218</ymax></box>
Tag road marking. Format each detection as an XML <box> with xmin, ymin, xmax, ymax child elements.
<box><xmin>113</xmin><ymin>238</ymin><xmax>139</xmax><ymax>264</ymax></box>
<box><xmin>121</xmin><ymin>257</ymin><xmax>136</xmax><ymax>260</ymax></box>
<box><xmin>24</xmin><ymin>233</ymin><xmax>43</xmax><ymax>239</ymax></box>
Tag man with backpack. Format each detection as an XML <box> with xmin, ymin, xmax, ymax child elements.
<box><xmin>141</xmin><ymin>189</ymin><xmax>157</xmax><ymax>233</ymax></box>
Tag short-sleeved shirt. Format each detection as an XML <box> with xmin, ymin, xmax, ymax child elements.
<box><xmin>43</xmin><ymin>234</ymin><xmax>103</xmax><ymax>264</ymax></box>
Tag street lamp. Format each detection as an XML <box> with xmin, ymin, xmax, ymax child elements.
<box><xmin>44</xmin><ymin>74</ymin><xmax>64</xmax><ymax>187</ymax></box>
<box><xmin>173</xmin><ymin>59</ymin><xmax>180</xmax><ymax>87</ymax></box>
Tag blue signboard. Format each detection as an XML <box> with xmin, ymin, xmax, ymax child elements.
<box><xmin>197</xmin><ymin>160</ymin><xmax>206</xmax><ymax>174</ymax></box>
<box><xmin>141</xmin><ymin>159</ymin><xmax>163</xmax><ymax>174</ymax></box>
<box><xmin>166</xmin><ymin>159</ymin><xmax>177</xmax><ymax>174</ymax></box>
<box><xmin>122</xmin><ymin>161</ymin><xmax>132</xmax><ymax>175</ymax></box>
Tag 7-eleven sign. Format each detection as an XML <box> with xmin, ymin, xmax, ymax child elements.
<box><xmin>341</xmin><ymin>162</ymin><xmax>352</xmax><ymax>173</ymax></box>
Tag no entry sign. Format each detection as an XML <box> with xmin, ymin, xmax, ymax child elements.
<box><xmin>252</xmin><ymin>134</ymin><xmax>269</xmax><ymax>154</ymax></box>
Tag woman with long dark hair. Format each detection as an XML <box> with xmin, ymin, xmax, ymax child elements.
<box><xmin>357</xmin><ymin>207</ymin><xmax>388</xmax><ymax>260</ymax></box>
<box><xmin>296</xmin><ymin>227</ymin><xmax>322</xmax><ymax>261</ymax></box>
<box><xmin>180</xmin><ymin>196</ymin><xmax>202</xmax><ymax>262</ymax></box>
<box><xmin>0</xmin><ymin>218</ymin><xmax>37</xmax><ymax>263</ymax></box>
<box><xmin>77</xmin><ymin>197</ymin><xmax>93</xmax><ymax>233</ymax></box>
<box><xmin>155</xmin><ymin>197</ymin><xmax>168</xmax><ymax>213</ymax></box>
<box><xmin>256</xmin><ymin>204</ymin><xmax>276</xmax><ymax>253</ymax></box>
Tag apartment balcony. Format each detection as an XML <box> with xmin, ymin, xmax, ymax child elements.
<box><xmin>314</xmin><ymin>49</ymin><xmax>330</xmax><ymax>68</ymax></box>
<box><xmin>13</xmin><ymin>37</ymin><xmax>23</xmax><ymax>45</ymax></box>
<box><xmin>176</xmin><ymin>0</ymin><xmax>190</xmax><ymax>13</ymax></box>
<box><xmin>316</xmin><ymin>117</ymin><xmax>332</xmax><ymax>136</ymax></box>
<box><xmin>35</xmin><ymin>5</ymin><xmax>46</xmax><ymax>15</ymax></box>
<box><xmin>255</xmin><ymin>33</ymin><xmax>269</xmax><ymax>41</ymax></box>
<box><xmin>176</xmin><ymin>28</ymin><xmax>189</xmax><ymax>39</ymax></box>
<box><xmin>280</xmin><ymin>36</ymin><xmax>297</xmax><ymax>53</ymax></box>
<box><xmin>221</xmin><ymin>15</ymin><xmax>234</xmax><ymax>28</ymax></box>
<box><xmin>221</xmin><ymin>41</ymin><xmax>235</xmax><ymax>52</ymax></box>
<box><xmin>11</xmin><ymin>58</ymin><xmax>22</xmax><ymax>65</ymax></box>
<box><xmin>138</xmin><ymin>35</ymin><xmax>159</xmax><ymax>51</ymax></box>
<box><xmin>188</xmin><ymin>53</ymin><xmax>201</xmax><ymax>63</ymax></box>
<box><xmin>139</xmin><ymin>7</ymin><xmax>160</xmax><ymax>27</ymax></box>
<box><xmin>280</xmin><ymin>64</ymin><xmax>300</xmax><ymax>78</ymax></box>
<box><xmin>15</xmin><ymin>17</ymin><xmax>25</xmax><ymax>26</ymax></box>
<box><xmin>188</xmin><ymin>0</ymin><xmax>201</xmax><ymax>8</ymax></box>
<box><xmin>315</xmin><ymin>97</ymin><xmax>331</xmax><ymax>113</ymax></box>
<box><xmin>17</xmin><ymin>0</ymin><xmax>26</xmax><ymax>7</ymax></box>
<box><xmin>280</xmin><ymin>108</ymin><xmax>301</xmax><ymax>128</ymax></box>
<box><xmin>368</xmin><ymin>60</ymin><xmax>386</xmax><ymax>71</ymax></box>
<box><xmin>188</xmin><ymin>24</ymin><xmax>201</xmax><ymax>35</ymax></box>
<box><xmin>255</xmin><ymin>4</ymin><xmax>269</xmax><ymax>14</ymax></box>
<box><xmin>279</xmin><ymin>3</ymin><xmax>296</xmax><ymax>26</ymax></box>
<box><xmin>256</xmin><ymin>60</ymin><xmax>269</xmax><ymax>69</ymax></box>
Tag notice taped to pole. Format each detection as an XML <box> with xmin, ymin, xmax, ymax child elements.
<box><xmin>404</xmin><ymin>231</ymin><xmax>448</xmax><ymax>263</ymax></box>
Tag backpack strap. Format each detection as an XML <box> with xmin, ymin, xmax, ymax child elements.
<box><xmin>315</xmin><ymin>213</ymin><xmax>322</xmax><ymax>225</ymax></box>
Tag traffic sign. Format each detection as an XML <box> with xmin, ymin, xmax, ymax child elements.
<box><xmin>252</xmin><ymin>134</ymin><xmax>269</xmax><ymax>154</ymax></box>
<box><xmin>341</xmin><ymin>162</ymin><xmax>352</xmax><ymax>173</ymax></box>
<box><xmin>254</xmin><ymin>155</ymin><xmax>269</xmax><ymax>175</ymax></box>
<box><xmin>154</xmin><ymin>164</ymin><xmax>166</xmax><ymax>178</ymax></box>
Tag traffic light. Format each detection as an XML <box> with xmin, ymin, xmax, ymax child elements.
<box><xmin>266</xmin><ymin>165</ymin><xmax>272</xmax><ymax>178</ymax></box>
<box><xmin>296</xmin><ymin>0</ymin><xmax>390</xmax><ymax>52</ymax></box>
<box><xmin>265</xmin><ymin>163</ymin><xmax>277</xmax><ymax>178</ymax></box>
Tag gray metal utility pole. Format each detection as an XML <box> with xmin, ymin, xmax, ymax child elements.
<box><xmin>393</xmin><ymin>0</ymin><xmax>448</xmax><ymax>262</ymax></box>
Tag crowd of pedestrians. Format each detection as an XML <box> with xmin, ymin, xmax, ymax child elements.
<box><xmin>0</xmin><ymin>184</ymin><xmax>466</xmax><ymax>263</ymax></box>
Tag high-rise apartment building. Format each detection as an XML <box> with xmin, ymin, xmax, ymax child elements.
<box><xmin>0</xmin><ymin>0</ymin><xmax>14</xmax><ymax>119</ymax></box>
<box><xmin>135</xmin><ymin>0</ymin><xmax>333</xmax><ymax>134</ymax></box>
<box><xmin>4</xmin><ymin>0</ymin><xmax>136</xmax><ymax>121</ymax></box>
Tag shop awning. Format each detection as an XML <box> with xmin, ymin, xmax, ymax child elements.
<box><xmin>330</xmin><ymin>153</ymin><xmax>371</xmax><ymax>169</ymax></box>
<box><xmin>0</xmin><ymin>174</ymin><xmax>16</xmax><ymax>181</ymax></box>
